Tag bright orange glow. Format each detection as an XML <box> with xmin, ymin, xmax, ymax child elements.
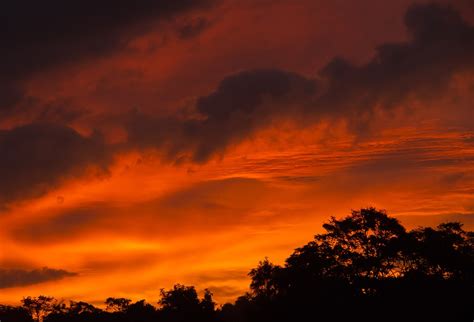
<box><xmin>1</xmin><ymin>0</ymin><xmax>473</xmax><ymax>308</ymax></box>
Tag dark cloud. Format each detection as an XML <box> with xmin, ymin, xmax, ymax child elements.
<box><xmin>34</xmin><ymin>103</ymin><xmax>89</xmax><ymax>124</ymax></box>
<box><xmin>190</xmin><ymin>69</ymin><xmax>314</xmax><ymax>161</ymax></box>
<box><xmin>0</xmin><ymin>0</ymin><xmax>215</xmax><ymax>111</ymax></box>
<box><xmin>0</xmin><ymin>123</ymin><xmax>111</xmax><ymax>204</ymax></box>
<box><xmin>177</xmin><ymin>17</ymin><xmax>210</xmax><ymax>39</ymax></box>
<box><xmin>125</xmin><ymin>3</ymin><xmax>474</xmax><ymax>161</ymax></box>
<box><xmin>0</xmin><ymin>84</ymin><xmax>25</xmax><ymax>112</ymax></box>
<box><xmin>195</xmin><ymin>69</ymin><xmax>314</xmax><ymax>120</ymax></box>
<box><xmin>317</xmin><ymin>3</ymin><xmax>474</xmax><ymax>125</ymax></box>
<box><xmin>126</xmin><ymin>69</ymin><xmax>316</xmax><ymax>162</ymax></box>
<box><xmin>2</xmin><ymin>3</ymin><xmax>474</xmax><ymax>204</ymax></box>
<box><xmin>0</xmin><ymin>267</ymin><xmax>77</xmax><ymax>289</ymax></box>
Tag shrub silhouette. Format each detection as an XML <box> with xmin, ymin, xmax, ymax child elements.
<box><xmin>1</xmin><ymin>208</ymin><xmax>472</xmax><ymax>322</ymax></box>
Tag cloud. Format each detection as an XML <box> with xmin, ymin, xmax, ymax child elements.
<box><xmin>125</xmin><ymin>3</ymin><xmax>474</xmax><ymax>161</ymax></box>
<box><xmin>2</xmin><ymin>3</ymin><xmax>474</xmax><ymax>204</ymax></box>
<box><xmin>177</xmin><ymin>17</ymin><xmax>210</xmax><ymax>39</ymax></box>
<box><xmin>0</xmin><ymin>0</ymin><xmax>215</xmax><ymax>111</ymax></box>
<box><xmin>126</xmin><ymin>69</ymin><xmax>316</xmax><ymax>162</ymax></box>
<box><xmin>0</xmin><ymin>267</ymin><xmax>77</xmax><ymax>289</ymax></box>
<box><xmin>12</xmin><ymin>206</ymin><xmax>111</xmax><ymax>243</ymax></box>
<box><xmin>315</xmin><ymin>3</ymin><xmax>474</xmax><ymax>128</ymax></box>
<box><xmin>10</xmin><ymin>177</ymin><xmax>272</xmax><ymax>244</ymax></box>
<box><xmin>0</xmin><ymin>123</ymin><xmax>111</xmax><ymax>204</ymax></box>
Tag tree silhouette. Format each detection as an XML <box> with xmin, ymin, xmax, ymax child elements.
<box><xmin>201</xmin><ymin>289</ymin><xmax>216</xmax><ymax>314</ymax></box>
<box><xmin>104</xmin><ymin>297</ymin><xmax>131</xmax><ymax>313</ymax></box>
<box><xmin>0</xmin><ymin>304</ymin><xmax>33</xmax><ymax>322</ymax></box>
<box><xmin>318</xmin><ymin>208</ymin><xmax>405</xmax><ymax>279</ymax></box>
<box><xmin>248</xmin><ymin>258</ymin><xmax>282</xmax><ymax>299</ymax></box>
<box><xmin>159</xmin><ymin>284</ymin><xmax>216</xmax><ymax>322</ymax></box>
<box><xmin>4</xmin><ymin>207</ymin><xmax>472</xmax><ymax>322</ymax></box>
<box><xmin>235</xmin><ymin>208</ymin><xmax>474</xmax><ymax>322</ymax></box>
<box><xmin>124</xmin><ymin>299</ymin><xmax>158</xmax><ymax>322</ymax></box>
<box><xmin>44</xmin><ymin>300</ymin><xmax>103</xmax><ymax>322</ymax></box>
<box><xmin>21</xmin><ymin>296</ymin><xmax>58</xmax><ymax>322</ymax></box>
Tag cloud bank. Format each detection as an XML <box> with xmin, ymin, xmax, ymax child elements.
<box><xmin>126</xmin><ymin>3</ymin><xmax>474</xmax><ymax>160</ymax></box>
<box><xmin>0</xmin><ymin>267</ymin><xmax>77</xmax><ymax>289</ymax></box>
<box><xmin>0</xmin><ymin>3</ymin><xmax>473</xmax><ymax>205</ymax></box>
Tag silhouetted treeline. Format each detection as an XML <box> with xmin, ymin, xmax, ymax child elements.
<box><xmin>1</xmin><ymin>208</ymin><xmax>473</xmax><ymax>322</ymax></box>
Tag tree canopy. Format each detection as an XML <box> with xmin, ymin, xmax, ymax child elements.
<box><xmin>1</xmin><ymin>208</ymin><xmax>472</xmax><ymax>322</ymax></box>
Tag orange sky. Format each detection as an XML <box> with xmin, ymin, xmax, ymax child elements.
<box><xmin>1</xmin><ymin>0</ymin><xmax>474</xmax><ymax>306</ymax></box>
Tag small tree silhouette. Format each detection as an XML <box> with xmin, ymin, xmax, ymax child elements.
<box><xmin>159</xmin><ymin>284</ymin><xmax>217</xmax><ymax>322</ymax></box>
<box><xmin>104</xmin><ymin>297</ymin><xmax>131</xmax><ymax>312</ymax></box>
<box><xmin>21</xmin><ymin>296</ymin><xmax>57</xmax><ymax>322</ymax></box>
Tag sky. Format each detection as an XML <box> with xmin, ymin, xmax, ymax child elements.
<box><xmin>1</xmin><ymin>0</ymin><xmax>474</xmax><ymax>306</ymax></box>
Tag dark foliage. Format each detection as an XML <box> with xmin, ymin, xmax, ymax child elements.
<box><xmin>1</xmin><ymin>208</ymin><xmax>472</xmax><ymax>322</ymax></box>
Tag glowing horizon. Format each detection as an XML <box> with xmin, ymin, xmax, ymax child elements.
<box><xmin>1</xmin><ymin>0</ymin><xmax>474</xmax><ymax>306</ymax></box>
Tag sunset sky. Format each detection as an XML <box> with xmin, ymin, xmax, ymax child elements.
<box><xmin>1</xmin><ymin>0</ymin><xmax>474</xmax><ymax>306</ymax></box>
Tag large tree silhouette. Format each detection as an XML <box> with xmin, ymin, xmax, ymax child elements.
<box><xmin>225</xmin><ymin>208</ymin><xmax>473</xmax><ymax>322</ymax></box>
<box><xmin>1</xmin><ymin>207</ymin><xmax>472</xmax><ymax>322</ymax></box>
